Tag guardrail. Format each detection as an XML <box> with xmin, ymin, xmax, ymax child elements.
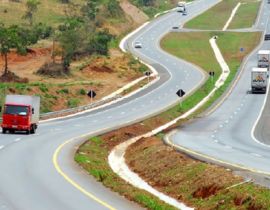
<box><xmin>0</xmin><ymin>95</ymin><xmax>121</xmax><ymax>123</ymax></box>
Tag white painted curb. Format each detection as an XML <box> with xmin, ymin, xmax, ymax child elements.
<box><xmin>222</xmin><ymin>2</ymin><xmax>241</xmax><ymax>31</ymax></box>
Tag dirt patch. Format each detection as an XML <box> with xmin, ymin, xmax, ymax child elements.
<box><xmin>120</xmin><ymin>0</ymin><xmax>149</xmax><ymax>25</ymax></box>
<box><xmin>84</xmin><ymin>65</ymin><xmax>114</xmax><ymax>73</ymax></box>
<box><xmin>192</xmin><ymin>184</ymin><xmax>222</xmax><ymax>199</ymax></box>
<box><xmin>0</xmin><ymin>71</ymin><xmax>28</xmax><ymax>83</ymax></box>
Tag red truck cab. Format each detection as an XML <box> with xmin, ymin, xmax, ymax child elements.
<box><xmin>1</xmin><ymin>95</ymin><xmax>40</xmax><ymax>134</ymax></box>
<box><xmin>1</xmin><ymin>103</ymin><xmax>34</xmax><ymax>134</ymax></box>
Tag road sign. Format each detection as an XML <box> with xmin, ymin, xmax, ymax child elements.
<box><xmin>87</xmin><ymin>90</ymin><xmax>96</xmax><ymax>98</ymax></box>
<box><xmin>240</xmin><ymin>47</ymin><xmax>244</xmax><ymax>52</ymax></box>
<box><xmin>209</xmin><ymin>71</ymin><xmax>215</xmax><ymax>76</ymax></box>
<box><xmin>176</xmin><ymin>89</ymin><xmax>185</xmax><ymax>97</ymax></box>
<box><xmin>145</xmin><ymin>71</ymin><xmax>151</xmax><ymax>76</ymax></box>
<box><xmin>145</xmin><ymin>71</ymin><xmax>151</xmax><ymax>82</ymax></box>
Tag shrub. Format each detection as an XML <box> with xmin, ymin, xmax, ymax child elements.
<box><xmin>67</xmin><ymin>98</ymin><xmax>80</xmax><ymax>108</ymax></box>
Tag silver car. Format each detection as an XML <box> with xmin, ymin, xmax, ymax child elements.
<box><xmin>134</xmin><ymin>41</ymin><xmax>142</xmax><ymax>48</ymax></box>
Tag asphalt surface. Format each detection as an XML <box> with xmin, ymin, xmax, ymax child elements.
<box><xmin>169</xmin><ymin>0</ymin><xmax>270</xmax><ymax>181</ymax></box>
<box><xmin>0</xmin><ymin>0</ymin><xmax>221</xmax><ymax>209</ymax></box>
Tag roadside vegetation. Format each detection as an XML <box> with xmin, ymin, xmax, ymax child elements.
<box><xmin>76</xmin><ymin>31</ymin><xmax>262</xmax><ymax>209</ymax></box>
<box><xmin>185</xmin><ymin>0</ymin><xmax>261</xmax><ymax>30</ymax></box>
<box><xmin>0</xmin><ymin>0</ymin><xmax>151</xmax><ymax>112</ymax></box>
<box><xmin>130</xmin><ymin>0</ymin><xmax>193</xmax><ymax>18</ymax></box>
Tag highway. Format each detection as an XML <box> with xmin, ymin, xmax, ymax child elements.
<box><xmin>168</xmin><ymin>0</ymin><xmax>270</xmax><ymax>184</ymax></box>
<box><xmin>0</xmin><ymin>0</ymin><xmax>221</xmax><ymax>209</ymax></box>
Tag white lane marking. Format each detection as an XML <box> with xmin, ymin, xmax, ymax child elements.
<box><xmin>214</xmin><ymin>139</ymin><xmax>219</xmax><ymax>143</ymax></box>
<box><xmin>251</xmin><ymin>70</ymin><xmax>270</xmax><ymax>148</ymax></box>
<box><xmin>0</xmin><ymin>145</ymin><xmax>4</xmax><ymax>150</ymax></box>
<box><xmin>211</xmin><ymin>135</ymin><xmax>215</xmax><ymax>138</ymax></box>
<box><xmin>251</xmin><ymin>153</ymin><xmax>262</xmax><ymax>158</ymax></box>
<box><xmin>107</xmin><ymin>116</ymin><xmax>112</xmax><ymax>119</ymax></box>
<box><xmin>14</xmin><ymin>138</ymin><xmax>21</xmax><ymax>142</ymax></box>
<box><xmin>121</xmin><ymin>112</ymin><xmax>125</xmax><ymax>115</ymax></box>
<box><xmin>234</xmin><ymin>111</ymin><xmax>237</xmax><ymax>115</ymax></box>
<box><xmin>225</xmin><ymin>145</ymin><xmax>232</xmax><ymax>149</ymax></box>
<box><xmin>219</xmin><ymin>124</ymin><xmax>223</xmax><ymax>128</ymax></box>
<box><xmin>225</xmin><ymin>120</ymin><xmax>229</xmax><ymax>124</ymax></box>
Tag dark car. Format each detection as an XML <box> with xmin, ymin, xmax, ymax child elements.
<box><xmin>265</xmin><ymin>34</ymin><xmax>270</xmax><ymax>41</ymax></box>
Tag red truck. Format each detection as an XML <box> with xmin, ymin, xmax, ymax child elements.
<box><xmin>1</xmin><ymin>95</ymin><xmax>40</xmax><ymax>134</ymax></box>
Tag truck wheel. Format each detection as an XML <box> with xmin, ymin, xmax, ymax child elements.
<box><xmin>26</xmin><ymin>130</ymin><xmax>30</xmax><ymax>135</ymax></box>
<box><xmin>2</xmin><ymin>128</ymin><xmax>6</xmax><ymax>134</ymax></box>
<box><xmin>30</xmin><ymin>126</ymin><xmax>36</xmax><ymax>134</ymax></box>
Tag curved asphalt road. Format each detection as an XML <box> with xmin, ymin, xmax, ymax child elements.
<box><xmin>0</xmin><ymin>0</ymin><xmax>220</xmax><ymax>209</ymax></box>
<box><xmin>169</xmin><ymin>0</ymin><xmax>270</xmax><ymax>184</ymax></box>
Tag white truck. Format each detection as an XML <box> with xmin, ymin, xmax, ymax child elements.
<box><xmin>257</xmin><ymin>50</ymin><xmax>270</xmax><ymax>68</ymax></box>
<box><xmin>177</xmin><ymin>1</ymin><xmax>186</xmax><ymax>12</ymax></box>
<box><xmin>1</xmin><ymin>95</ymin><xmax>40</xmax><ymax>134</ymax></box>
<box><xmin>251</xmin><ymin>68</ymin><xmax>268</xmax><ymax>94</ymax></box>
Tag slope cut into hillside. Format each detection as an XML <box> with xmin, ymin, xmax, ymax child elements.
<box><xmin>120</xmin><ymin>0</ymin><xmax>149</xmax><ymax>26</ymax></box>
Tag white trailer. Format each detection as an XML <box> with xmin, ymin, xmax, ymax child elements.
<box><xmin>257</xmin><ymin>50</ymin><xmax>270</xmax><ymax>68</ymax></box>
<box><xmin>251</xmin><ymin>68</ymin><xmax>268</xmax><ymax>94</ymax></box>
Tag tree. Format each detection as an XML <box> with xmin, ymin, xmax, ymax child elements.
<box><xmin>81</xmin><ymin>0</ymin><xmax>99</xmax><ymax>21</ymax></box>
<box><xmin>107</xmin><ymin>0</ymin><xmax>122</xmax><ymax>17</ymax></box>
<box><xmin>0</xmin><ymin>25</ymin><xmax>41</xmax><ymax>76</ymax></box>
<box><xmin>86</xmin><ymin>30</ymin><xmax>113</xmax><ymax>55</ymax></box>
<box><xmin>0</xmin><ymin>25</ymin><xmax>17</xmax><ymax>75</ymax></box>
<box><xmin>58</xmin><ymin>18</ymin><xmax>83</xmax><ymax>72</ymax></box>
<box><xmin>22</xmin><ymin>0</ymin><xmax>40</xmax><ymax>26</ymax></box>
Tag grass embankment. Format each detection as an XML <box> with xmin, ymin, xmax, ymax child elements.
<box><xmin>76</xmin><ymin>31</ymin><xmax>261</xmax><ymax>210</ymax></box>
<box><xmin>126</xmin><ymin>136</ymin><xmax>270</xmax><ymax>209</ymax></box>
<box><xmin>228</xmin><ymin>0</ymin><xmax>261</xmax><ymax>29</ymax></box>
<box><xmin>0</xmin><ymin>0</ymin><xmax>83</xmax><ymax>26</ymax></box>
<box><xmin>184</xmin><ymin>0</ymin><xmax>261</xmax><ymax>30</ymax></box>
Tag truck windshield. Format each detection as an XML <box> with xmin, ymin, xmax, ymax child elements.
<box><xmin>4</xmin><ymin>105</ymin><xmax>28</xmax><ymax>116</ymax></box>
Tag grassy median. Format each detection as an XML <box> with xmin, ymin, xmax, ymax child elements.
<box><xmin>76</xmin><ymin>31</ymin><xmax>262</xmax><ymax>210</ymax></box>
<box><xmin>185</xmin><ymin>0</ymin><xmax>261</xmax><ymax>30</ymax></box>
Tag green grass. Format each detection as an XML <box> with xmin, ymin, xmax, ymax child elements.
<box><xmin>228</xmin><ymin>0</ymin><xmax>261</xmax><ymax>29</ymax></box>
<box><xmin>0</xmin><ymin>0</ymin><xmax>84</xmax><ymax>26</ymax></box>
<box><xmin>185</xmin><ymin>0</ymin><xmax>238</xmax><ymax>29</ymax></box>
<box><xmin>185</xmin><ymin>0</ymin><xmax>260</xmax><ymax>30</ymax></box>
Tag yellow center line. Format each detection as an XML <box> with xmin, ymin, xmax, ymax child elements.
<box><xmin>53</xmin><ymin>137</ymin><xmax>116</xmax><ymax>210</ymax></box>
